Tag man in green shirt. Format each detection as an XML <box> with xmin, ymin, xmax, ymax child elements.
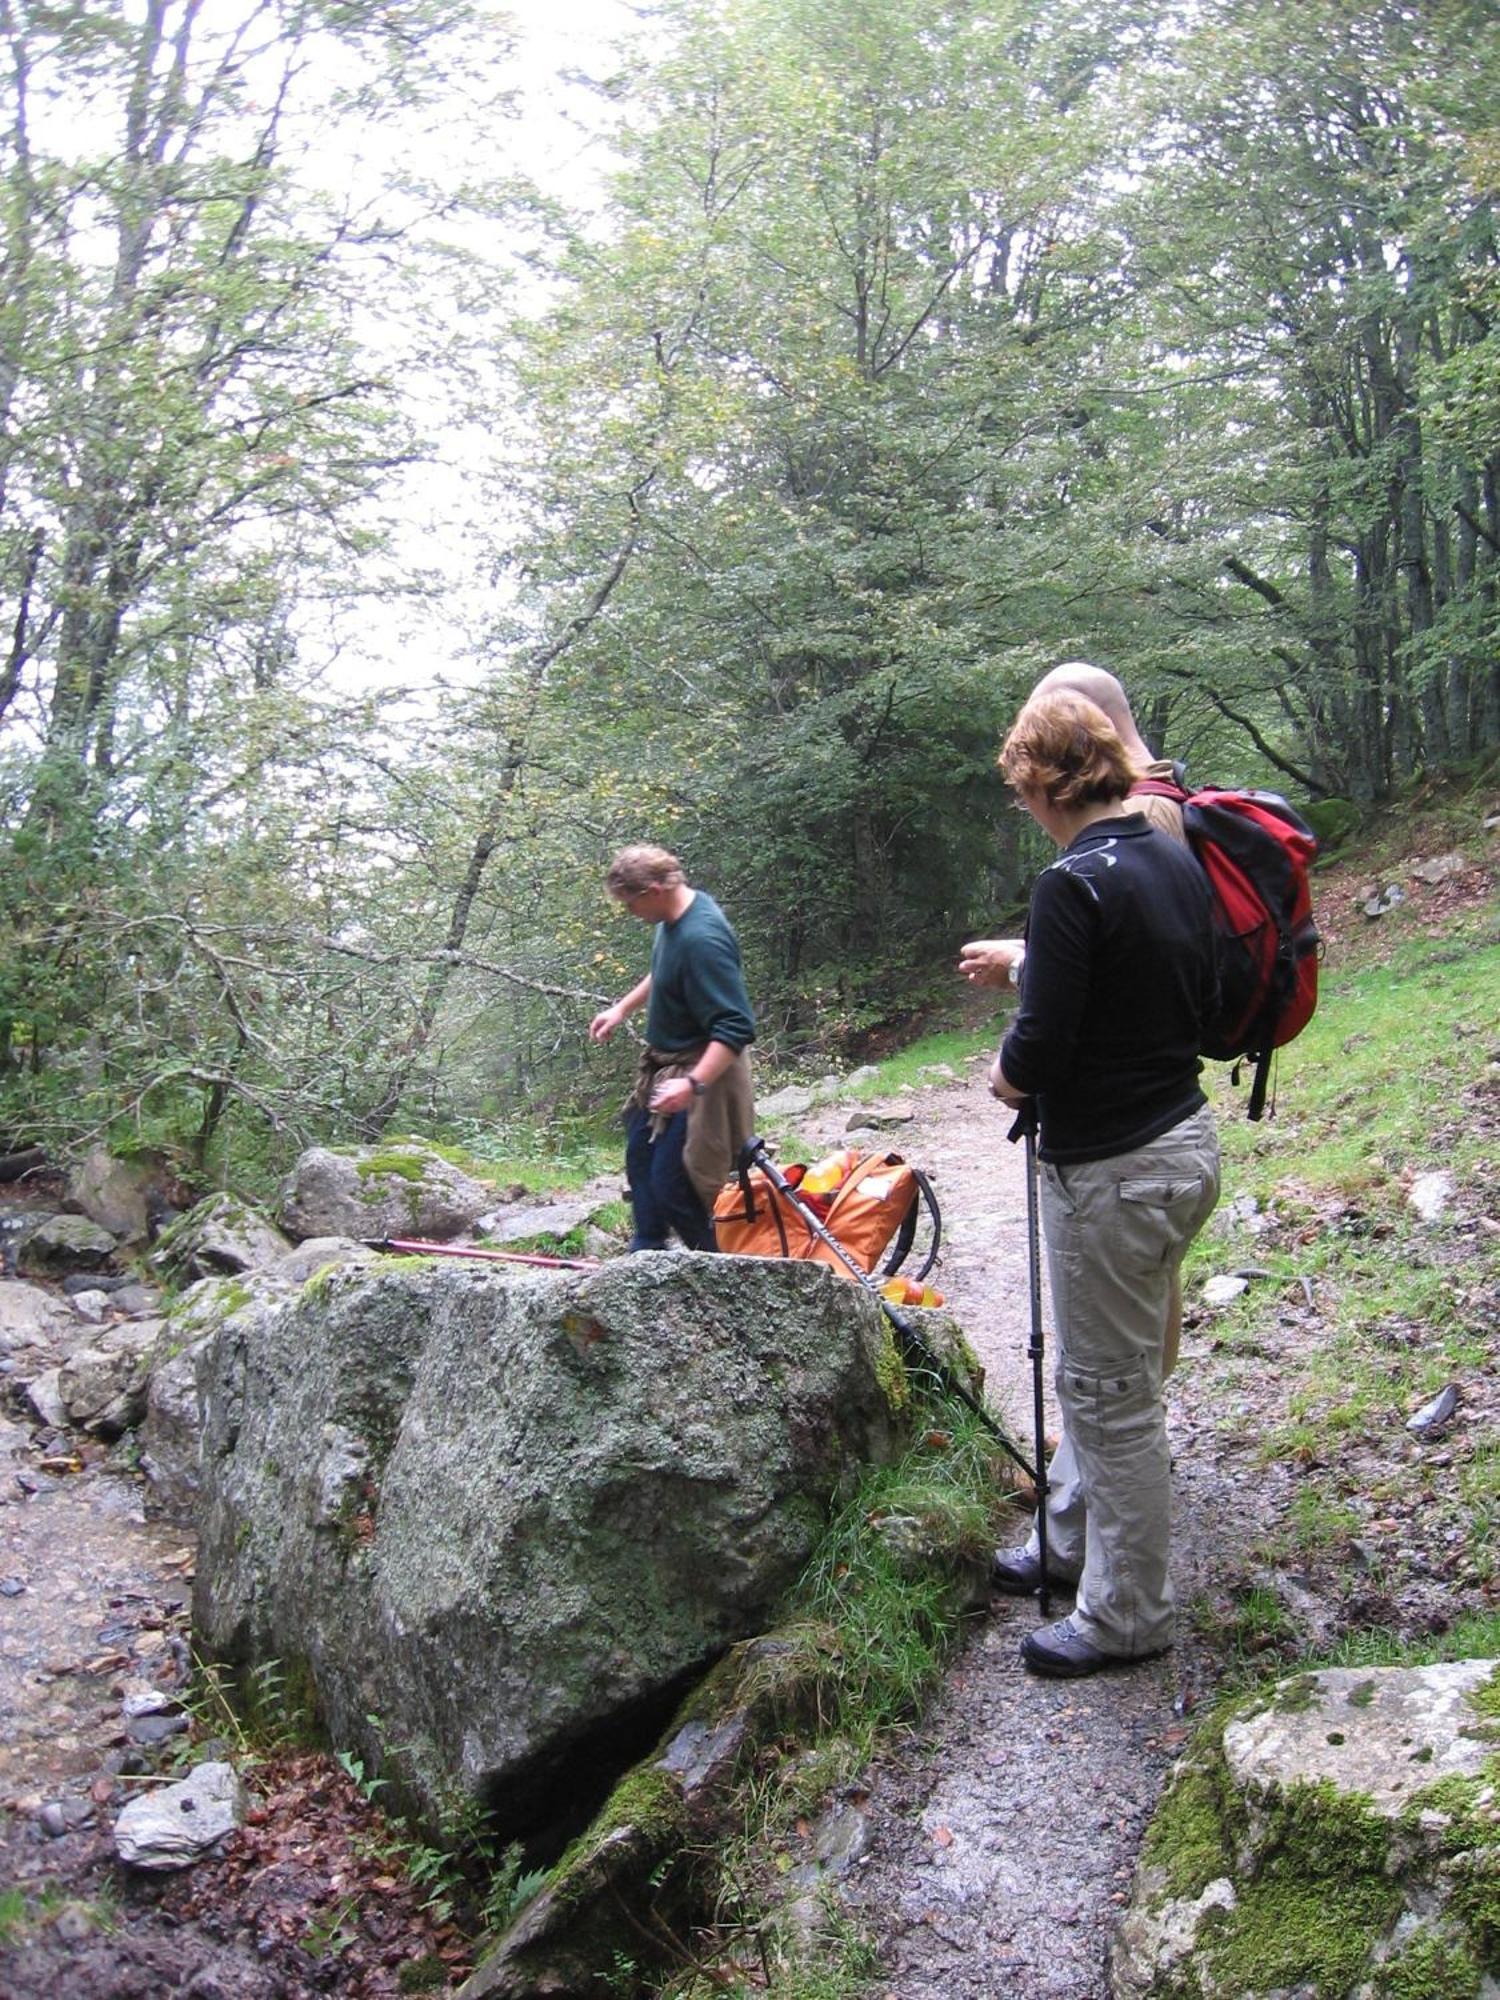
<box><xmin>590</xmin><ymin>845</ymin><xmax>756</xmax><ymax>1252</ymax></box>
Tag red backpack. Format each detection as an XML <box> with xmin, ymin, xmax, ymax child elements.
<box><xmin>1133</xmin><ymin>775</ymin><xmax>1320</xmax><ymax>1120</ymax></box>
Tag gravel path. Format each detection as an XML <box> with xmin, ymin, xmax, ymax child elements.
<box><xmin>795</xmin><ymin>1058</ymin><xmax>1245</xmax><ymax>2000</ymax></box>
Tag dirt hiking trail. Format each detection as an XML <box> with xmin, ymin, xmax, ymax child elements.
<box><xmin>793</xmin><ymin>1059</ymin><xmax>1251</xmax><ymax>2000</ymax></box>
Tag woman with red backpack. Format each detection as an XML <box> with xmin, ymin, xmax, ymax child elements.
<box><xmin>985</xmin><ymin>689</ymin><xmax>1222</xmax><ymax>1679</ymax></box>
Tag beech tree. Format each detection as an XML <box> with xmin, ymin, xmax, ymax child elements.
<box><xmin>479</xmin><ymin>0</ymin><xmax>1162</xmax><ymax>1043</ymax></box>
<box><xmin>0</xmin><ymin>0</ymin><xmax>528</xmax><ymax>1165</ymax></box>
<box><xmin>1110</xmin><ymin>0</ymin><xmax>1500</xmax><ymax>799</ymax></box>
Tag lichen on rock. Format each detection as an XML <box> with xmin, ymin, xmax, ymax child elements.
<box><xmin>1111</xmin><ymin>1660</ymin><xmax>1500</xmax><ymax>1999</ymax></box>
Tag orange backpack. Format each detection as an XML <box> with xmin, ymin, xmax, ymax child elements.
<box><xmin>712</xmin><ymin>1147</ymin><xmax>940</xmax><ymax>1282</ymax></box>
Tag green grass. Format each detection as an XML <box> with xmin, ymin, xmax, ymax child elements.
<box><xmin>735</xmin><ymin>1403</ymin><xmax>1018</xmax><ymax>1766</ymax></box>
<box><xmin>840</xmin><ymin>1023</ymin><xmax>995</xmax><ymax>1099</ymax></box>
<box><xmin>1318</xmin><ymin>1608</ymin><xmax>1500</xmax><ymax>1673</ymax></box>
<box><xmin>1181</xmin><ymin>924</ymin><xmax>1497</xmax><ymax>1518</ymax></box>
<box><xmin>0</xmin><ymin>1878</ymin><xmax>117</xmax><ymax>1945</ymax></box>
<box><xmin>657</xmin><ymin>1909</ymin><xmax>882</xmax><ymax>1999</ymax></box>
<box><xmin>435</xmin><ymin>1113</ymin><xmax>621</xmax><ymax>1192</ymax></box>
<box><xmin>1210</xmin><ymin>927</ymin><xmax>1500</xmax><ymax>1201</ymax></box>
<box><xmin>765</xmin><ymin>1406</ymin><xmax>1015</xmax><ymax>1746</ymax></box>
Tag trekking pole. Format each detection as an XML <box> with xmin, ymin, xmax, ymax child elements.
<box><xmin>374</xmin><ymin>1238</ymin><xmax>599</xmax><ymax>1271</ymax></box>
<box><xmin>1009</xmin><ymin>1104</ymin><xmax>1052</xmax><ymax>1616</ymax></box>
<box><xmin>739</xmin><ymin>1137</ymin><xmax>1039</xmax><ymax>1488</ymax></box>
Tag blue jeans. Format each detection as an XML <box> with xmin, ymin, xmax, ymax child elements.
<box><xmin>624</xmin><ymin>1106</ymin><xmax>718</xmax><ymax>1252</ymax></box>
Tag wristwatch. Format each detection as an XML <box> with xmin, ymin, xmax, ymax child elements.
<box><xmin>1008</xmin><ymin>951</ymin><xmax>1025</xmax><ymax>990</ymax></box>
<box><xmin>687</xmin><ymin>1076</ymin><xmax>706</xmax><ymax>1097</ymax></box>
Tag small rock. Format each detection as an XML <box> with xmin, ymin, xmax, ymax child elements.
<box><xmin>121</xmin><ymin>1677</ymin><xmax>178</xmax><ymax>1719</ymax></box>
<box><xmin>1407</xmin><ymin>1171</ymin><xmax>1456</xmax><ymax>1224</ymax></box>
<box><xmin>479</xmin><ymin>1198</ymin><xmax>599</xmax><ymax>1247</ymax></box>
<box><xmin>114</xmin><ymin>1759</ymin><xmax>248</xmax><ymax>1870</ymax></box>
<box><xmin>69</xmin><ymin>1290</ymin><xmax>111</xmax><ymax>1324</ymax></box>
<box><xmin>110</xmin><ymin>1284</ymin><xmax>160</xmax><ymax>1315</ymax></box>
<box><xmin>38</xmin><ymin>1800</ymin><xmax>68</xmax><ymax>1838</ymax></box>
<box><xmin>1406</xmin><ymin>1384</ymin><xmax>1459</xmax><ymax>1437</ymax></box>
<box><xmin>1219</xmin><ymin>1193</ymin><xmax>1262</xmax><ymax>1232</ymax></box>
<box><xmin>125</xmin><ymin>1711</ymin><xmax>190</xmax><ymax>1745</ymax></box>
<box><xmin>788</xmin><ymin>1801</ymin><xmax>871</xmax><ymax>1887</ymax></box>
<box><xmin>1361</xmin><ymin>884</ymin><xmax>1403</xmax><ymax>918</ymax></box>
<box><xmin>1202</xmin><ymin>1275</ymin><xmax>1250</xmax><ymax>1307</ymax></box>
<box><xmin>0</xmin><ymin>1574</ymin><xmax>26</xmax><ymax>1596</ymax></box>
<box><xmin>18</xmin><ymin>1214</ymin><xmax>118</xmax><ymax>1275</ymax></box>
<box><xmin>758</xmin><ymin>1084</ymin><xmax>816</xmax><ymax>1117</ymax></box>
<box><xmin>1408</xmin><ymin>852</ymin><xmax>1468</xmax><ymax>885</ymax></box>
<box><xmin>49</xmin><ymin>1905</ymin><xmax>97</xmax><ymax>1944</ymax></box>
<box><xmin>62</xmin><ymin>1272</ymin><xmax>126</xmax><ymax>1297</ymax></box>
<box><xmin>275</xmin><ymin>1238</ymin><xmax>374</xmax><ymax>1286</ymax></box>
<box><xmin>24</xmin><ymin>1369</ymin><xmax>68</xmax><ymax>1429</ymax></box>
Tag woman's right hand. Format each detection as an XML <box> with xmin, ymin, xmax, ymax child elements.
<box><xmin>958</xmin><ymin>938</ymin><xmax>1024</xmax><ymax>988</ymax></box>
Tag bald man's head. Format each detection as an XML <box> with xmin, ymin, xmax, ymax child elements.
<box><xmin>1033</xmin><ymin>662</ymin><xmax>1152</xmax><ymax>760</ymax></box>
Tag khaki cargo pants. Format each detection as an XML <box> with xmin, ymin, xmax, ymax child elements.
<box><xmin>1027</xmin><ymin>1106</ymin><xmax>1221</xmax><ymax>1658</ymax></box>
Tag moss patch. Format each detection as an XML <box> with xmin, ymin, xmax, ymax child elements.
<box><xmin>1203</xmin><ymin>1867</ymin><xmax>1401</xmax><ymax>1996</ymax></box>
<box><xmin>1465</xmin><ymin>1664</ymin><xmax>1500</xmax><ymax>1721</ymax></box>
<box><xmin>1140</xmin><ymin>1757</ymin><xmax>1239</xmax><ymax>1902</ymax></box>
<box><xmin>356</xmin><ymin>1152</ymin><xmax>436</xmax><ymax>1185</ymax></box>
<box><xmin>1373</xmin><ymin>1926</ymin><xmax>1482</xmax><ymax>2000</ymax></box>
<box><xmin>299</xmin><ymin>1264</ymin><xmax>343</xmax><ymax>1305</ymax></box>
<box><xmin>1402</xmin><ymin>1768</ymin><xmax>1500</xmax><ymax>1972</ymax></box>
<box><xmin>1160</xmin><ymin>1780</ymin><xmax>1398</xmax><ymax>1995</ymax></box>
<box><xmin>547</xmin><ymin>1760</ymin><xmax>687</xmax><ymax>1913</ymax></box>
<box><xmin>873</xmin><ymin>1325</ymin><xmax>910</xmax><ymax>1414</ymax></box>
<box><xmin>1272</xmin><ymin>1672</ymin><xmax>1321</xmax><ymax>1715</ymax></box>
<box><xmin>1140</xmin><ymin>1716</ymin><xmax>1429</xmax><ymax>1992</ymax></box>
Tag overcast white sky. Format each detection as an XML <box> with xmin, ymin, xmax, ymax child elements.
<box><xmin>326</xmin><ymin>0</ymin><xmax>653</xmax><ymax>706</ymax></box>
<box><xmin>499</xmin><ymin>0</ymin><xmax>644</xmax><ymax>192</ymax></box>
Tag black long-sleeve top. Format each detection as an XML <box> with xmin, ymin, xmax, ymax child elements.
<box><xmin>999</xmin><ymin>813</ymin><xmax>1216</xmax><ymax>1164</ymax></box>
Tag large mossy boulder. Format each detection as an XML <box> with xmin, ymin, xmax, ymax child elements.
<box><xmin>151</xmin><ymin>1192</ymin><xmax>292</xmax><ymax>1284</ymax></box>
<box><xmin>17</xmin><ymin>1213</ymin><xmax>117</xmax><ymax>1276</ymax></box>
<box><xmin>1111</xmin><ymin>1659</ymin><xmax>1500</xmax><ymax>1999</ymax></box>
<box><xmin>193</xmin><ymin>1253</ymin><xmax>912</xmax><ymax>1841</ymax></box>
<box><xmin>277</xmin><ymin>1142</ymin><xmax>492</xmax><ymax>1243</ymax></box>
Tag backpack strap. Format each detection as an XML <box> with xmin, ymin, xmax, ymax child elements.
<box><xmin>731</xmin><ymin>1146</ymin><xmax>793</xmax><ymax>1256</ymax></box>
<box><xmin>1246</xmin><ymin>1044</ymin><xmax>1274</xmax><ymax>1123</ymax></box>
<box><xmin>735</xmin><ymin>1148</ymin><xmax>758</xmax><ymax>1218</ymax></box>
<box><xmin>880</xmin><ymin>1167</ymin><xmax>943</xmax><ymax>1280</ymax></box>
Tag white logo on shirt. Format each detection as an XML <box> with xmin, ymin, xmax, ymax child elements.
<box><xmin>1050</xmin><ymin>838</ymin><xmax>1120</xmax><ymax>877</ymax></box>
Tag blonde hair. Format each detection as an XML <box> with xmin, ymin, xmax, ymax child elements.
<box><xmin>605</xmin><ymin>844</ymin><xmax>685</xmax><ymax>897</ymax></box>
<box><xmin>998</xmin><ymin>689</ymin><xmax>1143</xmax><ymax>812</ymax></box>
